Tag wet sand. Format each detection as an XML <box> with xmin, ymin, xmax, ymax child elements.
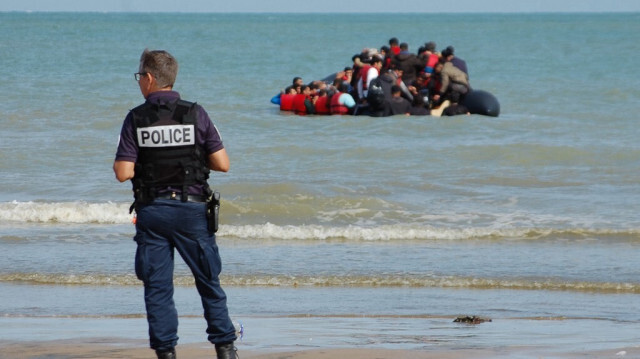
<box><xmin>0</xmin><ymin>339</ymin><xmax>637</xmax><ymax>359</ymax></box>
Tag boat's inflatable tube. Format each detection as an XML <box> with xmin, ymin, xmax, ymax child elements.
<box><xmin>320</xmin><ymin>73</ymin><xmax>338</xmax><ymax>84</ymax></box>
<box><xmin>462</xmin><ymin>89</ymin><xmax>500</xmax><ymax>117</ymax></box>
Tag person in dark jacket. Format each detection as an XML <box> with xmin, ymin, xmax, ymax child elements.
<box><xmin>409</xmin><ymin>94</ymin><xmax>430</xmax><ymax>116</ymax></box>
<box><xmin>441</xmin><ymin>46</ymin><xmax>468</xmax><ymax>76</ymax></box>
<box><xmin>386</xmin><ymin>85</ymin><xmax>412</xmax><ymax>116</ymax></box>
<box><xmin>391</xmin><ymin>43</ymin><xmax>426</xmax><ymax>86</ymax></box>
<box><xmin>378</xmin><ymin>68</ymin><xmax>413</xmax><ymax>103</ymax></box>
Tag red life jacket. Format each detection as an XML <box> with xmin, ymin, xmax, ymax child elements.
<box><xmin>330</xmin><ymin>92</ymin><xmax>349</xmax><ymax>115</ymax></box>
<box><xmin>359</xmin><ymin>65</ymin><xmax>372</xmax><ymax>91</ymax></box>
<box><xmin>315</xmin><ymin>96</ymin><xmax>330</xmax><ymax>115</ymax></box>
<box><xmin>426</xmin><ymin>53</ymin><xmax>439</xmax><ymax>69</ymax></box>
<box><xmin>384</xmin><ymin>56</ymin><xmax>392</xmax><ymax>71</ymax></box>
<box><xmin>293</xmin><ymin>94</ymin><xmax>309</xmax><ymax>115</ymax></box>
<box><xmin>280</xmin><ymin>94</ymin><xmax>295</xmax><ymax>111</ymax></box>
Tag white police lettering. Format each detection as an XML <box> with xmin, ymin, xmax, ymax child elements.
<box><xmin>137</xmin><ymin>125</ymin><xmax>195</xmax><ymax>147</ymax></box>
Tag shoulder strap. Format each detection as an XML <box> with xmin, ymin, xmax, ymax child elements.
<box><xmin>172</xmin><ymin>100</ymin><xmax>197</xmax><ymax>124</ymax></box>
<box><xmin>130</xmin><ymin>102</ymin><xmax>158</xmax><ymax>128</ymax></box>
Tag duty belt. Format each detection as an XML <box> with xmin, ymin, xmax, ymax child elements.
<box><xmin>156</xmin><ymin>191</ymin><xmax>207</xmax><ymax>203</ymax></box>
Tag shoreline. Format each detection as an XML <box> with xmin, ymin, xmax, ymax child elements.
<box><xmin>2</xmin><ymin>313</ymin><xmax>639</xmax><ymax>359</ymax></box>
<box><xmin>0</xmin><ymin>339</ymin><xmax>636</xmax><ymax>359</ymax></box>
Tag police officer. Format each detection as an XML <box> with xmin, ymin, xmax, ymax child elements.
<box><xmin>113</xmin><ymin>49</ymin><xmax>238</xmax><ymax>359</ymax></box>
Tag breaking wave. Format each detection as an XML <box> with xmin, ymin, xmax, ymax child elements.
<box><xmin>1</xmin><ymin>201</ymin><xmax>638</xmax><ymax>242</ymax></box>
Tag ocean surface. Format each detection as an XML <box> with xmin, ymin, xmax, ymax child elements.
<box><xmin>1</xmin><ymin>12</ymin><xmax>639</xmax><ymax>357</ymax></box>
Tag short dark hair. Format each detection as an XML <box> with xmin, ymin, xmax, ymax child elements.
<box><xmin>139</xmin><ymin>49</ymin><xmax>178</xmax><ymax>88</ymax></box>
<box><xmin>442</xmin><ymin>46</ymin><xmax>455</xmax><ymax>58</ymax></box>
<box><xmin>424</xmin><ymin>41</ymin><xmax>436</xmax><ymax>52</ymax></box>
<box><xmin>293</xmin><ymin>77</ymin><xmax>302</xmax><ymax>85</ymax></box>
<box><xmin>399</xmin><ymin>43</ymin><xmax>408</xmax><ymax>51</ymax></box>
<box><xmin>389</xmin><ymin>37</ymin><xmax>399</xmax><ymax>46</ymax></box>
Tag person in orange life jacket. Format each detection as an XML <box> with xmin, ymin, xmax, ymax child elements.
<box><xmin>293</xmin><ymin>85</ymin><xmax>316</xmax><ymax>115</ymax></box>
<box><xmin>113</xmin><ymin>49</ymin><xmax>237</xmax><ymax>359</ymax></box>
<box><xmin>330</xmin><ymin>82</ymin><xmax>356</xmax><ymax>115</ymax></box>
<box><xmin>356</xmin><ymin>55</ymin><xmax>383</xmax><ymax>101</ymax></box>
<box><xmin>314</xmin><ymin>89</ymin><xmax>331</xmax><ymax>115</ymax></box>
<box><xmin>279</xmin><ymin>86</ymin><xmax>297</xmax><ymax>111</ymax></box>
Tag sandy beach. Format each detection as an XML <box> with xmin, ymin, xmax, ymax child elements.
<box><xmin>1</xmin><ymin>339</ymin><xmax>638</xmax><ymax>359</ymax></box>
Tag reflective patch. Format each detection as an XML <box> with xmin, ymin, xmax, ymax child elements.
<box><xmin>137</xmin><ymin>124</ymin><xmax>195</xmax><ymax>147</ymax></box>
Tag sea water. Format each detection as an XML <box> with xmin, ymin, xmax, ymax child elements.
<box><xmin>0</xmin><ymin>12</ymin><xmax>639</xmax><ymax>356</ymax></box>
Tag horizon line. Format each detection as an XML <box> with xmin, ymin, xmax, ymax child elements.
<box><xmin>2</xmin><ymin>10</ymin><xmax>639</xmax><ymax>14</ymax></box>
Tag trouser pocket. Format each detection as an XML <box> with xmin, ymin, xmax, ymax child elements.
<box><xmin>198</xmin><ymin>239</ymin><xmax>221</xmax><ymax>281</ymax></box>
<box><xmin>134</xmin><ymin>234</ymin><xmax>149</xmax><ymax>282</ymax></box>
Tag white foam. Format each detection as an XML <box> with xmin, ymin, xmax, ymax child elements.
<box><xmin>221</xmin><ymin>223</ymin><xmax>538</xmax><ymax>241</ymax></box>
<box><xmin>2</xmin><ymin>201</ymin><xmax>637</xmax><ymax>242</ymax></box>
<box><xmin>0</xmin><ymin>201</ymin><xmax>132</xmax><ymax>224</ymax></box>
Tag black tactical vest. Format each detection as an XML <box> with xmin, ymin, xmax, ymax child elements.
<box><xmin>130</xmin><ymin>99</ymin><xmax>210</xmax><ymax>203</ymax></box>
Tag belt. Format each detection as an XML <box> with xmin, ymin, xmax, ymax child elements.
<box><xmin>155</xmin><ymin>192</ymin><xmax>207</xmax><ymax>203</ymax></box>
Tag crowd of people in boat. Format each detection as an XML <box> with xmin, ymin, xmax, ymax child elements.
<box><xmin>272</xmin><ymin>38</ymin><xmax>472</xmax><ymax>117</ymax></box>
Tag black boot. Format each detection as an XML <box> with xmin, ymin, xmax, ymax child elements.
<box><xmin>215</xmin><ymin>342</ymin><xmax>238</xmax><ymax>359</ymax></box>
<box><xmin>156</xmin><ymin>348</ymin><xmax>176</xmax><ymax>359</ymax></box>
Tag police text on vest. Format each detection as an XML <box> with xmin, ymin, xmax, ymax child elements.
<box><xmin>137</xmin><ymin>125</ymin><xmax>195</xmax><ymax>147</ymax></box>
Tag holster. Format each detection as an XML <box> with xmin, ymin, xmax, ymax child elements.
<box><xmin>206</xmin><ymin>191</ymin><xmax>220</xmax><ymax>234</ymax></box>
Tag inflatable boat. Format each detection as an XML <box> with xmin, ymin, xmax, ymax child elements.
<box><xmin>272</xmin><ymin>73</ymin><xmax>500</xmax><ymax>117</ymax></box>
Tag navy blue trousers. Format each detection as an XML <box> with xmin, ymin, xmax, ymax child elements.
<box><xmin>134</xmin><ymin>199</ymin><xmax>236</xmax><ymax>351</ymax></box>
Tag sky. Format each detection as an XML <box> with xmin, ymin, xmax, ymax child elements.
<box><xmin>1</xmin><ymin>0</ymin><xmax>640</xmax><ymax>13</ymax></box>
